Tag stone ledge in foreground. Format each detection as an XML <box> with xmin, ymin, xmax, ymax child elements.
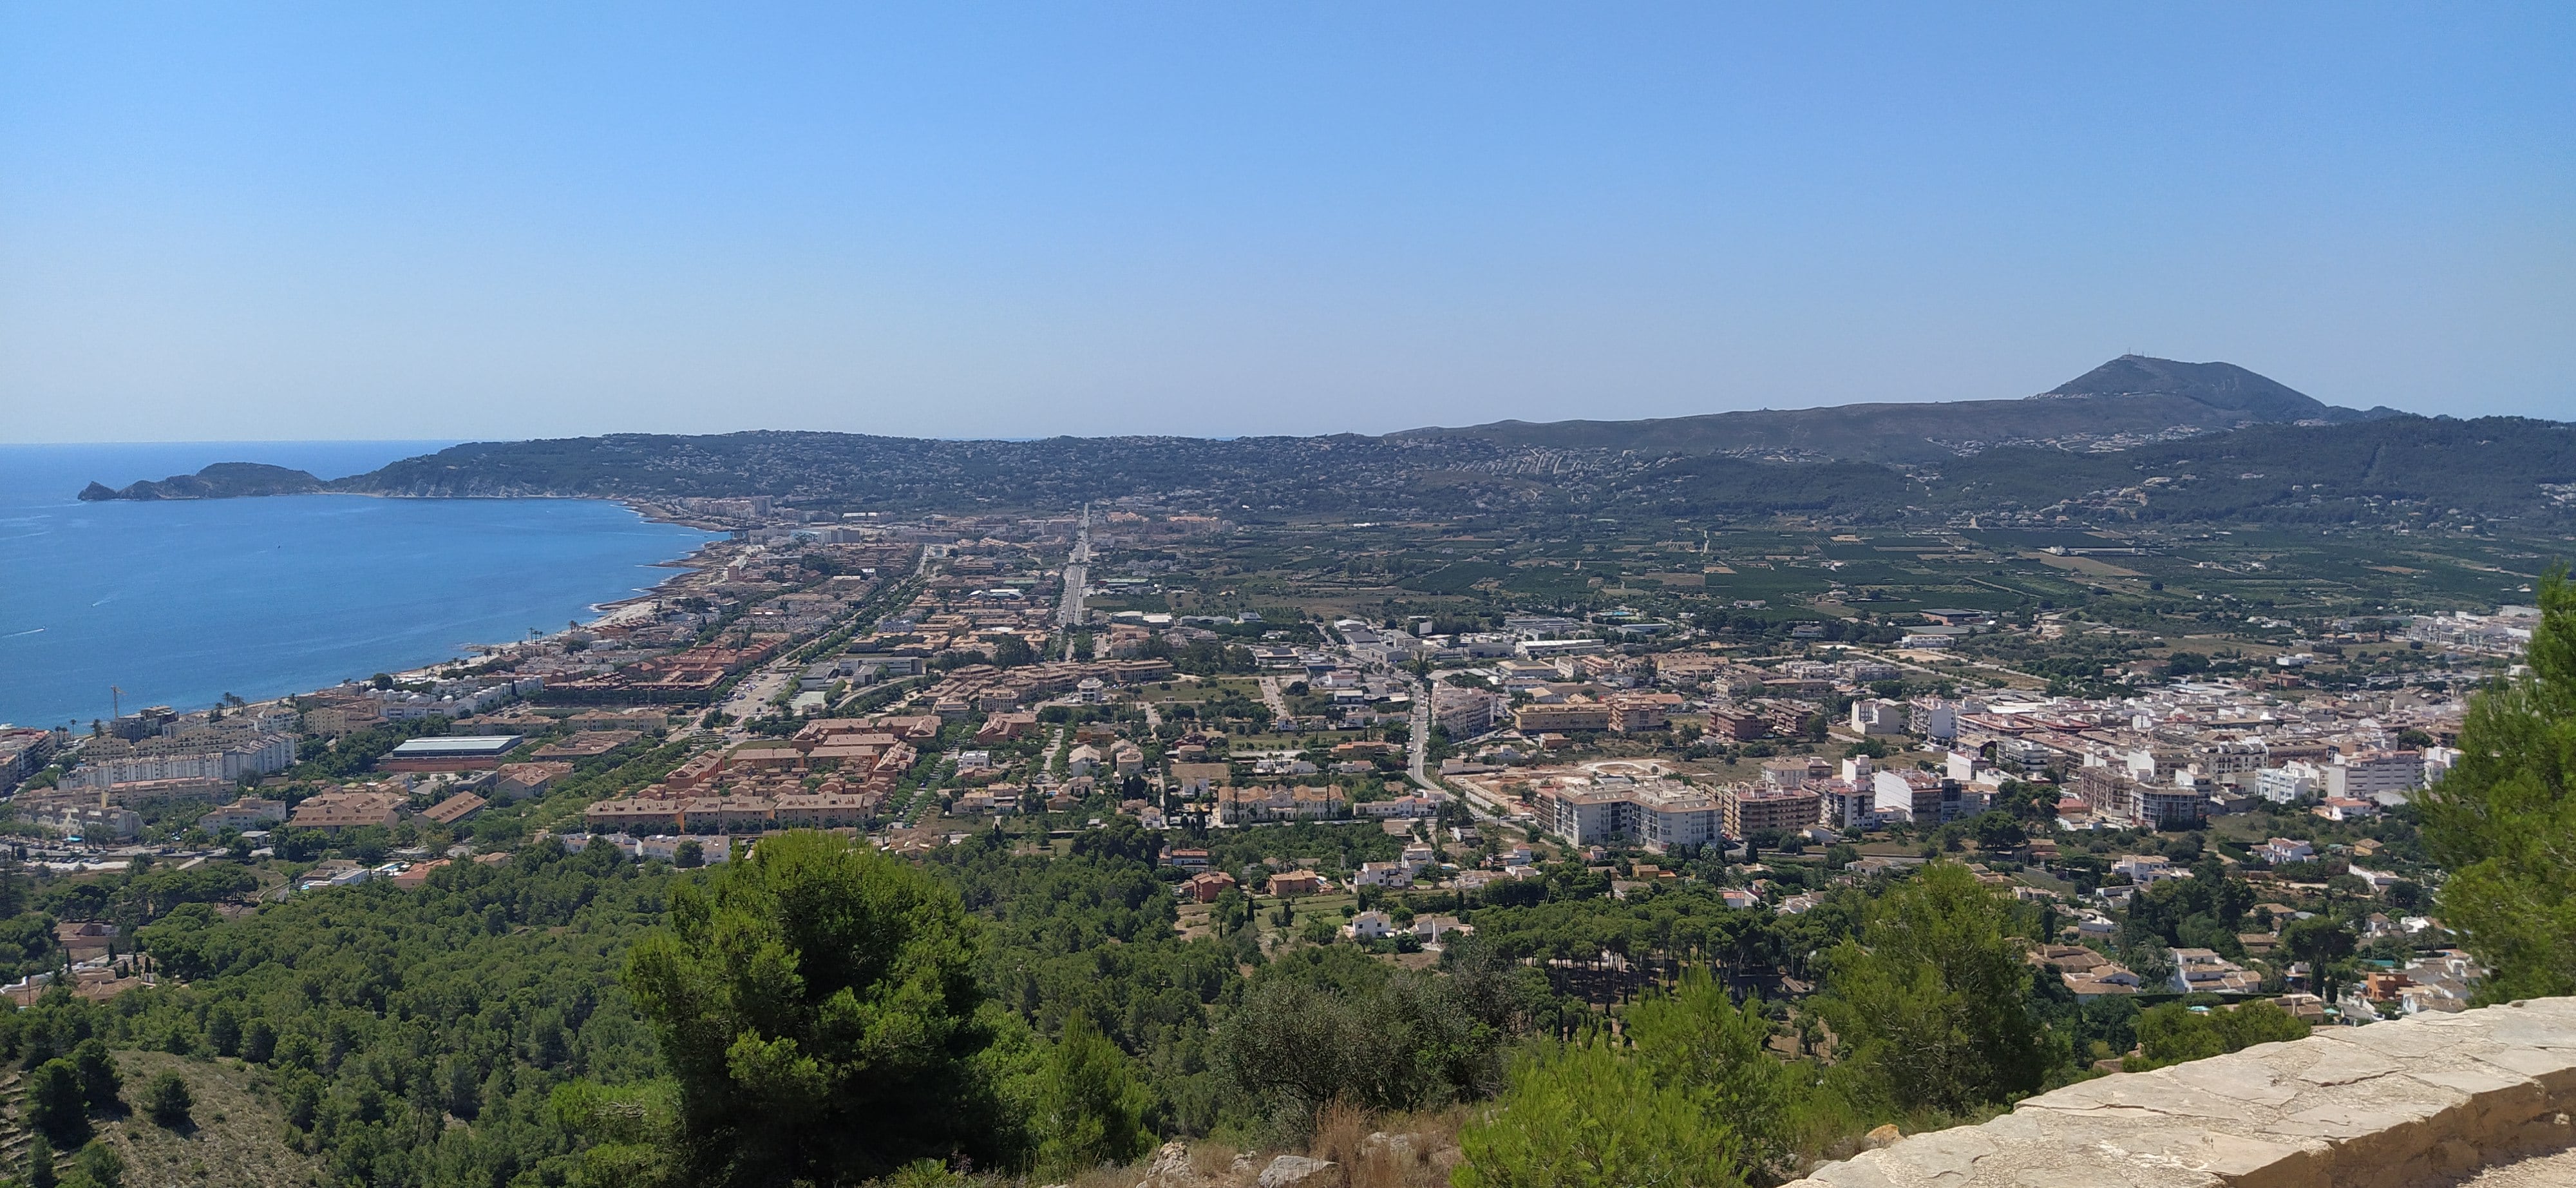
<box><xmin>1782</xmin><ymin>997</ymin><xmax>2576</xmax><ymax>1188</ymax></box>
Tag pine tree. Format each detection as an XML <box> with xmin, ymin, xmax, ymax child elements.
<box><xmin>2418</xmin><ymin>566</ymin><xmax>2576</xmax><ymax>1002</ymax></box>
<box><xmin>146</xmin><ymin>1070</ymin><xmax>194</xmax><ymax>1127</ymax></box>
<box><xmin>1033</xmin><ymin>1014</ymin><xmax>1155</xmax><ymax>1177</ymax></box>
<box><xmin>24</xmin><ymin>1059</ymin><xmax>87</xmax><ymax>1145</ymax></box>
<box><xmin>1815</xmin><ymin>862</ymin><xmax>2057</xmax><ymax>1113</ymax></box>
<box><xmin>25</xmin><ymin>1133</ymin><xmax>55</xmax><ymax>1188</ymax></box>
<box><xmin>626</xmin><ymin>830</ymin><xmax>993</xmax><ymax>1185</ymax></box>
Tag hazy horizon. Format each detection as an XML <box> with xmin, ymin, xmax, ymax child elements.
<box><xmin>6</xmin><ymin>5</ymin><xmax>2570</xmax><ymax>443</ymax></box>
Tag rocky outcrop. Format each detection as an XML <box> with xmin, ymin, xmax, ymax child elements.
<box><xmin>1132</xmin><ymin>1140</ymin><xmax>1198</xmax><ymax>1188</ymax></box>
<box><xmin>1783</xmin><ymin>997</ymin><xmax>2576</xmax><ymax>1188</ymax></box>
<box><xmin>1255</xmin><ymin>1156</ymin><xmax>1337</xmax><ymax>1188</ymax></box>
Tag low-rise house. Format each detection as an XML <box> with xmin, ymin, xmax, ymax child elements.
<box><xmin>2259</xmin><ymin>838</ymin><xmax>2316</xmax><ymax>866</ymax></box>
<box><xmin>1215</xmin><ymin>783</ymin><xmax>1348</xmax><ymax>824</ymax></box>
<box><xmin>421</xmin><ymin>792</ymin><xmax>487</xmax><ymax>827</ymax></box>
<box><xmin>1356</xmin><ymin>793</ymin><xmax>1445</xmax><ymax>819</ymax></box>
<box><xmin>2063</xmin><ymin>967</ymin><xmax>2144</xmax><ymax>1001</ymax></box>
<box><xmin>1345</xmin><ymin>910</ymin><xmax>1394</xmax><ymax>941</ymax></box>
<box><xmin>1354</xmin><ymin>861</ymin><xmax>1413</xmax><ymax>888</ymax></box>
<box><xmin>1413</xmin><ymin>915</ymin><xmax>1471</xmax><ymax>943</ymax></box>
<box><xmin>1267</xmin><ymin>870</ymin><xmax>1324</xmax><ymax>896</ymax></box>
<box><xmin>1184</xmin><ymin>871</ymin><xmax>1236</xmax><ymax>903</ymax></box>
<box><xmin>55</xmin><ymin>921</ymin><xmax>118</xmax><ymax>963</ymax></box>
<box><xmin>974</xmin><ymin>711</ymin><xmax>1038</xmax><ymax>743</ymax></box>
<box><xmin>773</xmin><ymin>792</ymin><xmax>875</xmax><ymax>829</ymax></box>
<box><xmin>1169</xmin><ymin>762</ymin><xmax>1229</xmax><ymax>795</ymax></box>
<box><xmin>2273</xmin><ymin>992</ymin><xmax>2328</xmax><ymax>1022</ymax></box>
<box><xmin>198</xmin><ymin>798</ymin><xmax>288</xmax><ymax>834</ymax></box>
<box><xmin>2034</xmin><ymin>944</ymin><xmax>2143</xmax><ymax>999</ymax></box>
<box><xmin>2394</xmin><ymin>952</ymin><xmax>2478</xmax><ymax>1015</ymax></box>
<box><xmin>289</xmin><ymin>790</ymin><xmax>408</xmax><ymax>831</ymax></box>
<box><xmin>634</xmin><ymin>835</ymin><xmax>730</xmax><ymax>864</ymax></box>
<box><xmin>2111</xmin><ymin>854</ymin><xmax>2184</xmax><ymax>884</ymax></box>
<box><xmin>1848</xmin><ymin>856</ymin><xmax>1926</xmax><ymax>878</ymax></box>
<box><xmin>2170</xmin><ymin>947</ymin><xmax>2262</xmax><ymax>995</ymax></box>
<box><xmin>679</xmin><ymin>796</ymin><xmax>775</xmax><ymax>834</ymax></box>
<box><xmin>390</xmin><ymin>859</ymin><xmax>451</xmax><ymax>889</ymax></box>
<box><xmin>296</xmin><ymin>860</ymin><xmax>374</xmax><ymax>892</ymax></box>
<box><xmin>495</xmin><ymin>762</ymin><xmax>576</xmax><ymax>801</ymax></box>
<box><xmin>585</xmin><ymin>798</ymin><xmax>683</xmax><ymax>832</ymax></box>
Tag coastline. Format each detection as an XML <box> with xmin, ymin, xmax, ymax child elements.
<box><xmin>1</xmin><ymin>484</ymin><xmax>722</xmax><ymax>727</ymax></box>
<box><xmin>360</xmin><ymin>501</ymin><xmax>728</xmax><ymax>697</ymax></box>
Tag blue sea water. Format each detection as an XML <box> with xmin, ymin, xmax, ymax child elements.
<box><xmin>0</xmin><ymin>443</ymin><xmax>718</xmax><ymax>729</ymax></box>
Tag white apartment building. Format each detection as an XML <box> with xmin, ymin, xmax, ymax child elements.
<box><xmin>2325</xmin><ymin>751</ymin><xmax>2423</xmax><ymax>801</ymax></box>
<box><xmin>62</xmin><ymin>731</ymin><xmax>295</xmax><ymax>789</ymax></box>
<box><xmin>1909</xmin><ymin>700</ymin><xmax>1960</xmax><ymax>745</ymax></box>
<box><xmin>1432</xmin><ymin>684</ymin><xmax>1504</xmax><ymax>738</ymax></box>
<box><xmin>2257</xmin><ymin>762</ymin><xmax>2321</xmax><ymax>804</ymax></box>
<box><xmin>1534</xmin><ymin>780</ymin><xmax>1719</xmax><ymax>852</ymax></box>
<box><xmin>1814</xmin><ymin>778</ymin><xmax>1877</xmax><ymax>829</ymax></box>
<box><xmin>1849</xmin><ymin>699</ymin><xmax>1907</xmax><ymax>736</ymax></box>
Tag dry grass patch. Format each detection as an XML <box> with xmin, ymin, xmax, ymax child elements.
<box><xmin>91</xmin><ymin>1050</ymin><xmax>322</xmax><ymax>1188</ymax></box>
<box><xmin>1303</xmin><ymin>1103</ymin><xmax>1466</xmax><ymax>1188</ymax></box>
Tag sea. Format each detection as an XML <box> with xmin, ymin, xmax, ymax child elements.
<box><xmin>0</xmin><ymin>442</ymin><xmax>719</xmax><ymax>729</ymax></box>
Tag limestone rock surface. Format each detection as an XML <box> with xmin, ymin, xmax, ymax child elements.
<box><xmin>1257</xmin><ymin>1154</ymin><xmax>1338</xmax><ymax>1188</ymax></box>
<box><xmin>1781</xmin><ymin>998</ymin><xmax>2576</xmax><ymax>1188</ymax></box>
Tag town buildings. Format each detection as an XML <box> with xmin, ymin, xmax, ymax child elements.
<box><xmin>1534</xmin><ymin>778</ymin><xmax>1720</xmax><ymax>851</ymax></box>
<box><xmin>1723</xmin><ymin>783</ymin><xmax>1823</xmax><ymax>837</ymax></box>
<box><xmin>58</xmin><ymin>727</ymin><xmax>293</xmax><ymax>789</ymax></box>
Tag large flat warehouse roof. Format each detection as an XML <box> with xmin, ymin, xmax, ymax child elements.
<box><xmin>386</xmin><ymin>735</ymin><xmax>524</xmax><ymax>758</ymax></box>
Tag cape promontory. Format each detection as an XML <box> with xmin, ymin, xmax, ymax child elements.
<box><xmin>77</xmin><ymin>462</ymin><xmax>327</xmax><ymax>501</ymax></box>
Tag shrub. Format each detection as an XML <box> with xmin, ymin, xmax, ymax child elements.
<box><xmin>1455</xmin><ymin>1039</ymin><xmax>1743</xmax><ymax>1188</ymax></box>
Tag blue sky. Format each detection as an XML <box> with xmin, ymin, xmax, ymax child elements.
<box><xmin>3</xmin><ymin>3</ymin><xmax>2568</xmax><ymax>441</ymax></box>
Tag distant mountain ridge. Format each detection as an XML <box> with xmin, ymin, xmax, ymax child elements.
<box><xmin>69</xmin><ymin>354</ymin><xmax>2564</xmax><ymax>532</ymax></box>
<box><xmin>2038</xmin><ymin>354</ymin><xmax>2400</xmax><ymax>423</ymax></box>
<box><xmin>1392</xmin><ymin>354</ymin><xmax>2406</xmax><ymax>463</ymax></box>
